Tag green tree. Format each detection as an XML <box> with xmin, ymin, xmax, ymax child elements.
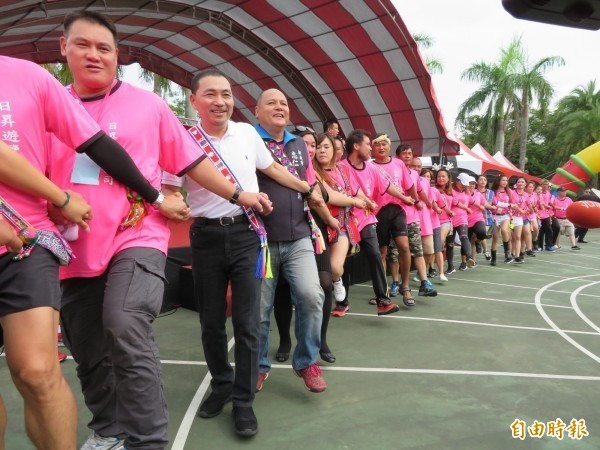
<box><xmin>509</xmin><ymin>38</ymin><xmax>564</xmax><ymax>170</ymax></box>
<box><xmin>139</xmin><ymin>68</ymin><xmax>173</xmax><ymax>98</ymax></box>
<box><xmin>456</xmin><ymin>38</ymin><xmax>522</xmax><ymax>155</ymax></box>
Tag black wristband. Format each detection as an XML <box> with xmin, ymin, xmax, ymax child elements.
<box><xmin>54</xmin><ymin>191</ymin><xmax>71</xmax><ymax>209</ymax></box>
<box><xmin>230</xmin><ymin>186</ymin><xmax>242</xmax><ymax>204</ymax></box>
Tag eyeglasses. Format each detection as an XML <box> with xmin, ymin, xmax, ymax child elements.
<box><xmin>294</xmin><ymin>125</ymin><xmax>315</xmax><ymax>133</ymax></box>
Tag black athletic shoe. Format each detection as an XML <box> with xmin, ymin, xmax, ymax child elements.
<box><xmin>198</xmin><ymin>393</ymin><xmax>231</xmax><ymax>419</ymax></box>
<box><xmin>232</xmin><ymin>406</ymin><xmax>258</xmax><ymax>437</ymax></box>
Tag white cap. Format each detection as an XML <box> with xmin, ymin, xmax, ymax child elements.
<box><xmin>456</xmin><ymin>173</ymin><xmax>471</xmax><ymax>185</ymax></box>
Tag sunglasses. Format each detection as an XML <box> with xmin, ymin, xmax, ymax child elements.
<box><xmin>294</xmin><ymin>125</ymin><xmax>315</xmax><ymax>133</ymax></box>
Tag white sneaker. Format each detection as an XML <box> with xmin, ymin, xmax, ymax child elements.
<box><xmin>332</xmin><ymin>279</ymin><xmax>346</xmax><ymax>302</ymax></box>
<box><xmin>80</xmin><ymin>433</ymin><xmax>124</xmax><ymax>450</ymax></box>
<box><xmin>412</xmin><ymin>276</ymin><xmax>421</xmax><ymax>283</ymax></box>
<box><xmin>439</xmin><ymin>274</ymin><xmax>448</xmax><ymax>282</ymax></box>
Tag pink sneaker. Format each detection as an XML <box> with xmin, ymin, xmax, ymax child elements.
<box><xmin>295</xmin><ymin>363</ymin><xmax>327</xmax><ymax>393</ymax></box>
<box><xmin>58</xmin><ymin>351</ymin><xmax>67</xmax><ymax>363</ymax></box>
<box><xmin>256</xmin><ymin>372</ymin><xmax>269</xmax><ymax>392</ymax></box>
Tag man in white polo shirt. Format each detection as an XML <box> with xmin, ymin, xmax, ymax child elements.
<box><xmin>163</xmin><ymin>69</ymin><xmax>313</xmax><ymax>437</ymax></box>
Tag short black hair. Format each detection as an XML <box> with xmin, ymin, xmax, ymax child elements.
<box><xmin>323</xmin><ymin>118</ymin><xmax>339</xmax><ymax>133</ymax></box>
<box><xmin>395</xmin><ymin>144</ymin><xmax>412</xmax><ymax>156</ymax></box>
<box><xmin>63</xmin><ymin>10</ymin><xmax>118</xmax><ymax>44</ymax></box>
<box><xmin>345</xmin><ymin>129</ymin><xmax>370</xmax><ymax>154</ymax></box>
<box><xmin>190</xmin><ymin>68</ymin><xmax>228</xmax><ymax>94</ymax></box>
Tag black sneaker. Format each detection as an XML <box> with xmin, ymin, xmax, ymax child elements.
<box><xmin>525</xmin><ymin>250</ymin><xmax>536</xmax><ymax>257</ymax></box>
<box><xmin>504</xmin><ymin>257</ymin><xmax>514</xmax><ymax>264</ymax></box>
<box><xmin>428</xmin><ymin>269</ymin><xmax>437</xmax><ymax>278</ymax></box>
<box><xmin>458</xmin><ymin>262</ymin><xmax>468</xmax><ymax>271</ymax></box>
<box><xmin>490</xmin><ymin>259</ymin><xmax>496</xmax><ymax>266</ymax></box>
<box><xmin>446</xmin><ymin>266</ymin><xmax>456</xmax><ymax>275</ymax></box>
<box><xmin>232</xmin><ymin>406</ymin><xmax>258</xmax><ymax>437</ymax></box>
<box><xmin>513</xmin><ymin>256</ymin><xmax>524</xmax><ymax>264</ymax></box>
<box><xmin>198</xmin><ymin>393</ymin><xmax>232</xmax><ymax>418</ymax></box>
<box><xmin>572</xmin><ymin>245</ymin><xmax>581</xmax><ymax>250</ymax></box>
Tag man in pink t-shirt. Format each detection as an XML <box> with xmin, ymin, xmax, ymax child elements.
<box><xmin>338</xmin><ymin>129</ymin><xmax>411</xmax><ymax>315</ymax></box>
<box><xmin>397</xmin><ymin>145</ymin><xmax>438</xmax><ymax>297</ymax></box>
<box><xmin>370</xmin><ymin>133</ymin><xmax>420</xmax><ymax>307</ymax></box>
<box><xmin>0</xmin><ymin>52</ymin><xmax>196</xmax><ymax>450</ymax></box>
<box><xmin>50</xmin><ymin>11</ymin><xmax>271</xmax><ymax>450</ymax></box>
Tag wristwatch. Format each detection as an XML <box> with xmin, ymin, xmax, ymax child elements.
<box><xmin>152</xmin><ymin>192</ymin><xmax>165</xmax><ymax>209</ymax></box>
<box><xmin>230</xmin><ymin>186</ymin><xmax>242</xmax><ymax>204</ymax></box>
<box><xmin>301</xmin><ymin>183</ymin><xmax>315</xmax><ymax>198</ymax></box>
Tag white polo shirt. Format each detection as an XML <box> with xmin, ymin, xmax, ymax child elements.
<box><xmin>162</xmin><ymin>120</ymin><xmax>273</xmax><ymax>218</ymax></box>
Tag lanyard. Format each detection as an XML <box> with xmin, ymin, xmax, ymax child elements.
<box><xmin>188</xmin><ymin>124</ymin><xmax>272</xmax><ymax>278</ymax></box>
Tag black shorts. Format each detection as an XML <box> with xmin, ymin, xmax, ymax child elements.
<box><xmin>376</xmin><ymin>204</ymin><xmax>408</xmax><ymax>246</ymax></box>
<box><xmin>0</xmin><ymin>247</ymin><xmax>60</xmax><ymax>317</ymax></box>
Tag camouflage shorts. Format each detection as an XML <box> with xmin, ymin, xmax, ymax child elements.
<box><xmin>407</xmin><ymin>222</ymin><xmax>423</xmax><ymax>257</ymax></box>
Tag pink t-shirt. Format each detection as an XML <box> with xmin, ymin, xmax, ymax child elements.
<box><xmin>451</xmin><ymin>189</ymin><xmax>473</xmax><ymax>227</ymax></box>
<box><xmin>428</xmin><ymin>186</ymin><xmax>445</xmax><ymax>229</ymax></box>
<box><xmin>371</xmin><ymin>158</ymin><xmax>419</xmax><ymax>223</ymax></box>
<box><xmin>467</xmin><ymin>190</ymin><xmax>486</xmax><ymax>227</ymax></box>
<box><xmin>49</xmin><ymin>82</ymin><xmax>201</xmax><ymax>279</ymax></box>
<box><xmin>324</xmin><ymin>164</ymin><xmax>360</xmax><ymax>226</ymax></box>
<box><xmin>492</xmin><ymin>191</ymin><xmax>511</xmax><ymax>216</ymax></box>
<box><xmin>417</xmin><ymin>176</ymin><xmax>433</xmax><ymax>236</ymax></box>
<box><xmin>339</xmin><ymin>159</ymin><xmax>389</xmax><ymax>232</ymax></box>
<box><xmin>438</xmin><ymin>190</ymin><xmax>453</xmax><ymax>223</ymax></box>
<box><xmin>510</xmin><ymin>190</ymin><xmax>529</xmax><ymax>219</ymax></box>
<box><xmin>0</xmin><ymin>56</ymin><xmax>102</xmax><ymax>256</ymax></box>
<box><xmin>526</xmin><ymin>192</ymin><xmax>538</xmax><ymax>221</ymax></box>
<box><xmin>553</xmin><ymin>196</ymin><xmax>572</xmax><ymax>219</ymax></box>
<box><xmin>537</xmin><ymin>190</ymin><xmax>553</xmax><ymax>219</ymax></box>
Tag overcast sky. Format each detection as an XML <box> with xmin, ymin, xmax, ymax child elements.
<box><xmin>393</xmin><ymin>0</ymin><xmax>600</xmax><ymax>132</ymax></box>
<box><xmin>125</xmin><ymin>1</ymin><xmax>600</xmax><ymax>134</ymax></box>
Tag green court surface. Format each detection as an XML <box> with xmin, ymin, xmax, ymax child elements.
<box><xmin>3</xmin><ymin>231</ymin><xmax>600</xmax><ymax>449</ymax></box>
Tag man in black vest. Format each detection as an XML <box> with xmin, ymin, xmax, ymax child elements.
<box><xmin>254</xmin><ymin>88</ymin><xmax>327</xmax><ymax>393</ymax></box>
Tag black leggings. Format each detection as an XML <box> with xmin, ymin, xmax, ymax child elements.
<box><xmin>446</xmin><ymin>224</ymin><xmax>472</xmax><ymax>267</ymax></box>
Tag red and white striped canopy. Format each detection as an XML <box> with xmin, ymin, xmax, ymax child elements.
<box><xmin>0</xmin><ymin>0</ymin><xmax>458</xmax><ymax>156</ymax></box>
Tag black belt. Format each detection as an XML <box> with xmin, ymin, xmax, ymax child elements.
<box><xmin>195</xmin><ymin>214</ymin><xmax>248</xmax><ymax>226</ymax></box>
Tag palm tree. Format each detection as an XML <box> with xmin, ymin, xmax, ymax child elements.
<box><xmin>549</xmin><ymin>81</ymin><xmax>600</xmax><ymax>165</ymax></box>
<box><xmin>139</xmin><ymin>68</ymin><xmax>173</xmax><ymax>98</ymax></box>
<box><xmin>509</xmin><ymin>38</ymin><xmax>564</xmax><ymax>170</ymax></box>
<box><xmin>456</xmin><ymin>38</ymin><xmax>522</xmax><ymax>154</ymax></box>
<box><xmin>413</xmin><ymin>33</ymin><xmax>443</xmax><ymax>75</ymax></box>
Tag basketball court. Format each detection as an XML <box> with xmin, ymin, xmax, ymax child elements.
<box><xmin>3</xmin><ymin>230</ymin><xmax>600</xmax><ymax>449</ymax></box>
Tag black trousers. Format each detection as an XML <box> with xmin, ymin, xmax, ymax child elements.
<box><xmin>342</xmin><ymin>224</ymin><xmax>388</xmax><ymax>302</ymax></box>
<box><xmin>190</xmin><ymin>218</ymin><xmax>261</xmax><ymax>406</ymax></box>
<box><xmin>538</xmin><ymin>217</ymin><xmax>554</xmax><ymax>248</ymax></box>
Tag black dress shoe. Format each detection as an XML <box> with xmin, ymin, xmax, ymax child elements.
<box><xmin>232</xmin><ymin>406</ymin><xmax>258</xmax><ymax>437</ymax></box>
<box><xmin>275</xmin><ymin>351</ymin><xmax>289</xmax><ymax>362</ymax></box>
<box><xmin>197</xmin><ymin>393</ymin><xmax>231</xmax><ymax>418</ymax></box>
<box><xmin>320</xmin><ymin>351</ymin><xmax>336</xmax><ymax>363</ymax></box>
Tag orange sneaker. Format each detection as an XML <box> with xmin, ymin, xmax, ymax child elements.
<box><xmin>295</xmin><ymin>363</ymin><xmax>327</xmax><ymax>393</ymax></box>
<box><xmin>376</xmin><ymin>298</ymin><xmax>400</xmax><ymax>316</ymax></box>
<box><xmin>331</xmin><ymin>304</ymin><xmax>349</xmax><ymax>317</ymax></box>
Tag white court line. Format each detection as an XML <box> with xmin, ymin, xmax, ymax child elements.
<box><xmin>535</xmin><ymin>275</ymin><xmax>600</xmax><ymax>364</ymax></box>
<box><xmin>536</xmin><ymin>259</ymin><xmax>598</xmax><ymax>271</ymax></box>
<box><xmin>156</xmin><ymin>359</ymin><xmax>600</xmax><ymax>382</ymax></box>
<box><xmin>449</xmin><ymin>278</ymin><xmax>600</xmax><ymax>298</ymax></box>
<box><xmin>570</xmin><ymin>282</ymin><xmax>600</xmax><ymax>334</ymax></box>
<box><xmin>441</xmin><ymin>292</ymin><xmax>574</xmax><ymax>309</ymax></box>
<box><xmin>344</xmin><ymin>312</ymin><xmax>600</xmax><ymax>335</ymax></box>
<box><xmin>171</xmin><ymin>337</ymin><xmax>235</xmax><ymax>450</ymax></box>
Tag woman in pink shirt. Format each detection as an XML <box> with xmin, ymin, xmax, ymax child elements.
<box><xmin>467</xmin><ymin>177</ymin><xmax>488</xmax><ymax>266</ymax></box>
<box><xmin>509</xmin><ymin>177</ymin><xmax>529</xmax><ymax>263</ymax></box>
<box><xmin>489</xmin><ymin>174</ymin><xmax>514</xmax><ymax>265</ymax></box>
<box><xmin>451</xmin><ymin>173</ymin><xmax>476</xmax><ymax>271</ymax></box>
<box><xmin>423</xmin><ymin>169</ymin><xmax>449</xmax><ymax>282</ymax></box>
<box><xmin>435</xmin><ymin>169</ymin><xmax>458</xmax><ymax>274</ymax></box>
<box><xmin>525</xmin><ymin>181</ymin><xmax>540</xmax><ymax>253</ymax></box>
